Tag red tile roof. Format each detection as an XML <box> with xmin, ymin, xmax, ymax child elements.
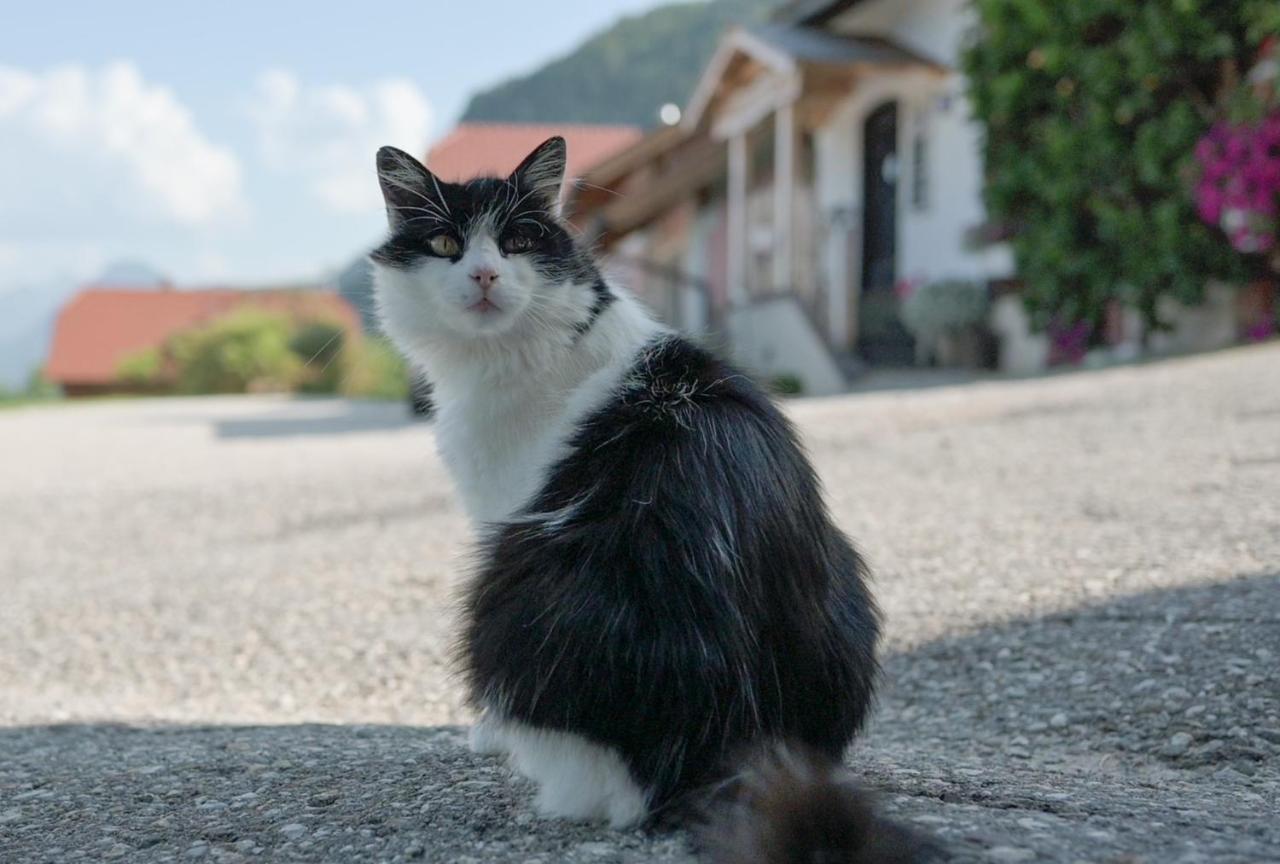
<box><xmin>425</xmin><ymin>123</ymin><xmax>644</xmax><ymax>182</ymax></box>
<box><xmin>46</xmin><ymin>287</ymin><xmax>359</xmax><ymax>387</ymax></box>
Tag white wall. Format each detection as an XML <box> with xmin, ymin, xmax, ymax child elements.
<box><xmin>679</xmin><ymin>206</ymin><xmax>716</xmax><ymax>334</ymax></box>
<box><xmin>727</xmin><ymin>296</ymin><xmax>847</xmax><ymax>396</ymax></box>
<box><xmin>828</xmin><ymin>0</ymin><xmax>974</xmax><ymax>66</ymax></box>
<box><xmin>814</xmin><ymin>0</ymin><xmax>1014</xmax><ymax>349</ymax></box>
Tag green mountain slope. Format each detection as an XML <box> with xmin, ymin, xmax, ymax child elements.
<box><xmin>461</xmin><ymin>0</ymin><xmax>778</xmax><ymax>127</ymax></box>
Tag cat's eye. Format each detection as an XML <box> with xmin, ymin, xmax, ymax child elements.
<box><xmin>429</xmin><ymin>235</ymin><xmax>460</xmax><ymax>257</ymax></box>
<box><xmin>501</xmin><ymin>234</ymin><xmax>535</xmax><ymax>255</ymax></box>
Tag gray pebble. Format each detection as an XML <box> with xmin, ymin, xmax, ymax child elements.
<box><xmin>279</xmin><ymin>822</ymin><xmax>308</xmax><ymax>839</ymax></box>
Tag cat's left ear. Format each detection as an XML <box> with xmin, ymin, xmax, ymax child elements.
<box><xmin>509</xmin><ymin>136</ymin><xmax>567</xmax><ymax>213</ymax></box>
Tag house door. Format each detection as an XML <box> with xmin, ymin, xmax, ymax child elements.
<box><xmin>857</xmin><ymin>101</ymin><xmax>914</xmax><ymax>365</ymax></box>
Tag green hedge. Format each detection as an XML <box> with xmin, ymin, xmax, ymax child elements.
<box><xmin>964</xmin><ymin>0</ymin><xmax>1275</xmax><ymax>333</ymax></box>
<box><xmin>118</xmin><ymin>308</ymin><xmax>409</xmax><ymax>399</ymax></box>
<box><xmin>169</xmin><ymin>308</ymin><xmax>302</xmax><ymax>394</ymax></box>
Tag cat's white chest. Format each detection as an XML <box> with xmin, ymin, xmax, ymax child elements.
<box><xmin>419</xmin><ymin>296</ymin><xmax>664</xmax><ymax>528</ymax></box>
<box><xmin>432</xmin><ymin>387</ymin><xmax>572</xmax><ymax>525</ymax></box>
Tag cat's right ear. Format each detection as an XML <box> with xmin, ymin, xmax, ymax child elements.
<box><xmin>376</xmin><ymin>146</ymin><xmax>444</xmax><ymax>229</ymax></box>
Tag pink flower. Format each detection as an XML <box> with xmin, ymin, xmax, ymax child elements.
<box><xmin>1197</xmin><ymin>181</ymin><xmax>1225</xmax><ymax>223</ymax></box>
<box><xmin>1225</xmin><ymin>132</ymin><xmax>1248</xmax><ymax>162</ymax></box>
<box><xmin>1245</xmin><ymin>318</ymin><xmax>1277</xmax><ymax>342</ymax></box>
<box><xmin>1193</xmin><ymin>112</ymin><xmax>1280</xmax><ymax>254</ymax></box>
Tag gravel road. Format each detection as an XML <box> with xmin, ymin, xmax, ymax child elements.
<box><xmin>2</xmin><ymin>344</ymin><xmax>1277</xmax><ymax>863</ymax></box>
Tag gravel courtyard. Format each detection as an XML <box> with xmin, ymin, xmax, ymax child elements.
<box><xmin>1</xmin><ymin>344</ymin><xmax>1277</xmax><ymax>863</ymax></box>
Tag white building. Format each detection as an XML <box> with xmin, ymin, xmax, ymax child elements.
<box><xmin>570</xmin><ymin>0</ymin><xmax>1182</xmax><ymax>392</ymax></box>
<box><xmin>332</xmin><ymin>1</ymin><xmax>1258</xmax><ymax>397</ymax></box>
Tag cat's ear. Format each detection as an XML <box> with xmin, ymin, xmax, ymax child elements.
<box><xmin>509</xmin><ymin>136</ymin><xmax>567</xmax><ymax>212</ymax></box>
<box><xmin>376</xmin><ymin>146</ymin><xmax>445</xmax><ymax>229</ymax></box>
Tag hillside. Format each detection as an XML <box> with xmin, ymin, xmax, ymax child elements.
<box><xmin>461</xmin><ymin>0</ymin><xmax>777</xmax><ymax>127</ymax></box>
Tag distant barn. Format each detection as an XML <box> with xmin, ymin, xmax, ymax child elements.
<box><xmin>46</xmin><ymin>286</ymin><xmax>359</xmax><ymax>397</ymax></box>
<box><xmin>423</xmin><ymin>122</ymin><xmax>642</xmax><ymax>183</ymax></box>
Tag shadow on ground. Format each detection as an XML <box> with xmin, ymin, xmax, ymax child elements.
<box><xmin>2</xmin><ymin>577</ymin><xmax>1276</xmax><ymax>864</ymax></box>
<box><xmin>136</xmin><ymin>398</ymin><xmax>421</xmax><ymax>439</ymax></box>
<box><xmin>213</xmin><ymin>401</ymin><xmax>419</xmax><ymax>439</ymax></box>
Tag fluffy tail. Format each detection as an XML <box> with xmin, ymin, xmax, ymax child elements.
<box><xmin>698</xmin><ymin>745</ymin><xmax>944</xmax><ymax>864</ymax></box>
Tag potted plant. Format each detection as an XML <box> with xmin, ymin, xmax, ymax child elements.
<box><xmin>900</xmin><ymin>279</ymin><xmax>992</xmax><ymax>367</ymax></box>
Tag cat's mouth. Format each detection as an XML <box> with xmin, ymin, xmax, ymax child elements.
<box><xmin>467</xmin><ymin>298</ymin><xmax>501</xmax><ymax>314</ymax></box>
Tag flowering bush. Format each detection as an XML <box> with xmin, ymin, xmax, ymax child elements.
<box><xmin>965</xmin><ymin>0</ymin><xmax>1260</xmax><ymax>334</ymax></box>
<box><xmin>1194</xmin><ymin>36</ymin><xmax>1280</xmax><ymax>259</ymax></box>
<box><xmin>1047</xmin><ymin>318</ymin><xmax>1093</xmax><ymax>366</ymax></box>
<box><xmin>1195</xmin><ymin>118</ymin><xmax>1280</xmax><ymax>254</ymax></box>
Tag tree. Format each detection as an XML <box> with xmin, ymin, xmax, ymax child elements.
<box><xmin>964</xmin><ymin>0</ymin><xmax>1274</xmax><ymax>334</ymax></box>
<box><xmin>460</xmin><ymin>0</ymin><xmax>774</xmax><ymax>126</ymax></box>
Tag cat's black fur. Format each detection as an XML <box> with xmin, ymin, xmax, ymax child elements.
<box><xmin>462</xmin><ymin>335</ymin><xmax>881</xmax><ymax>814</ymax></box>
<box><xmin>700</xmin><ymin>746</ymin><xmax>944</xmax><ymax>863</ymax></box>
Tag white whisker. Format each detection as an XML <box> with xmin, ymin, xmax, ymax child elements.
<box><xmin>302</xmin><ymin>327</ymin><xmax>344</xmax><ymax>369</ymax></box>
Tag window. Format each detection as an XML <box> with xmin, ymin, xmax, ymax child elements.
<box><xmin>911</xmin><ymin>111</ymin><xmax>929</xmax><ymax>212</ymax></box>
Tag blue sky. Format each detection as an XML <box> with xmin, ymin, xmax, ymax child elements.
<box><xmin>0</xmin><ymin>0</ymin><xmax>669</xmax><ymax>296</ymax></box>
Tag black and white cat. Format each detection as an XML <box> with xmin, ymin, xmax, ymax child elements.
<box><xmin>372</xmin><ymin>138</ymin><xmax>930</xmax><ymax>862</ymax></box>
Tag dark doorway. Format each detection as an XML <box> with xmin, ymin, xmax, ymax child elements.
<box><xmin>857</xmin><ymin>101</ymin><xmax>914</xmax><ymax>365</ymax></box>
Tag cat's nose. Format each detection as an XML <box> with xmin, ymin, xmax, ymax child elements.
<box><xmin>470</xmin><ymin>267</ymin><xmax>499</xmax><ymax>292</ymax></box>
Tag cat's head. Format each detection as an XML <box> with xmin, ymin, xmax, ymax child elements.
<box><xmin>370</xmin><ymin>137</ymin><xmax>605</xmax><ymax>356</ymax></box>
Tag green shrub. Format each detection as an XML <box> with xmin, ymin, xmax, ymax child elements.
<box><xmin>169</xmin><ymin>308</ymin><xmax>302</xmax><ymax>394</ymax></box>
<box><xmin>0</xmin><ymin>367</ymin><xmax>60</xmax><ymax>405</ymax></box>
<box><xmin>341</xmin><ymin>337</ymin><xmax>410</xmax><ymax>400</ymax></box>
<box><xmin>289</xmin><ymin>321</ymin><xmax>347</xmax><ymax>394</ymax></box>
<box><xmin>1245</xmin><ymin>2</ymin><xmax>1280</xmax><ymax>44</ymax></box>
<box><xmin>768</xmin><ymin>373</ymin><xmax>804</xmax><ymax>396</ymax></box>
<box><xmin>964</xmin><ymin>0</ymin><xmax>1272</xmax><ymax>333</ymax></box>
<box><xmin>112</xmin><ymin>306</ymin><xmax>405</xmax><ymax>399</ymax></box>
<box><xmin>117</xmin><ymin>347</ymin><xmax>163</xmax><ymax>386</ymax></box>
<box><xmin>900</xmin><ymin>280</ymin><xmax>989</xmax><ymax>343</ymax></box>
<box><xmin>24</xmin><ymin>366</ymin><xmax>61</xmax><ymax>400</ymax></box>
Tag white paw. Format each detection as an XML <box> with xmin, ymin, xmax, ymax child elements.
<box><xmin>531</xmin><ymin>781</ymin><xmax>646</xmax><ymax>828</ymax></box>
<box><xmin>501</xmin><ymin>722</ymin><xmax>649</xmax><ymax>827</ymax></box>
<box><xmin>469</xmin><ymin>712</ymin><xmax>508</xmax><ymax>756</ymax></box>
<box><xmin>605</xmin><ymin>791</ymin><xmax>648</xmax><ymax>829</ymax></box>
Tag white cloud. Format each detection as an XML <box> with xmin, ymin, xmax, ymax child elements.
<box><xmin>250</xmin><ymin>69</ymin><xmax>432</xmax><ymax>213</ymax></box>
<box><xmin>0</xmin><ymin>62</ymin><xmax>245</xmax><ymax>226</ymax></box>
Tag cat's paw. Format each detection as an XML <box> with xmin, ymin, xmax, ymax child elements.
<box><xmin>531</xmin><ymin>781</ymin><xmax>647</xmax><ymax>828</ymax></box>
<box><xmin>469</xmin><ymin>713</ymin><xmax>508</xmax><ymax>756</ymax></box>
